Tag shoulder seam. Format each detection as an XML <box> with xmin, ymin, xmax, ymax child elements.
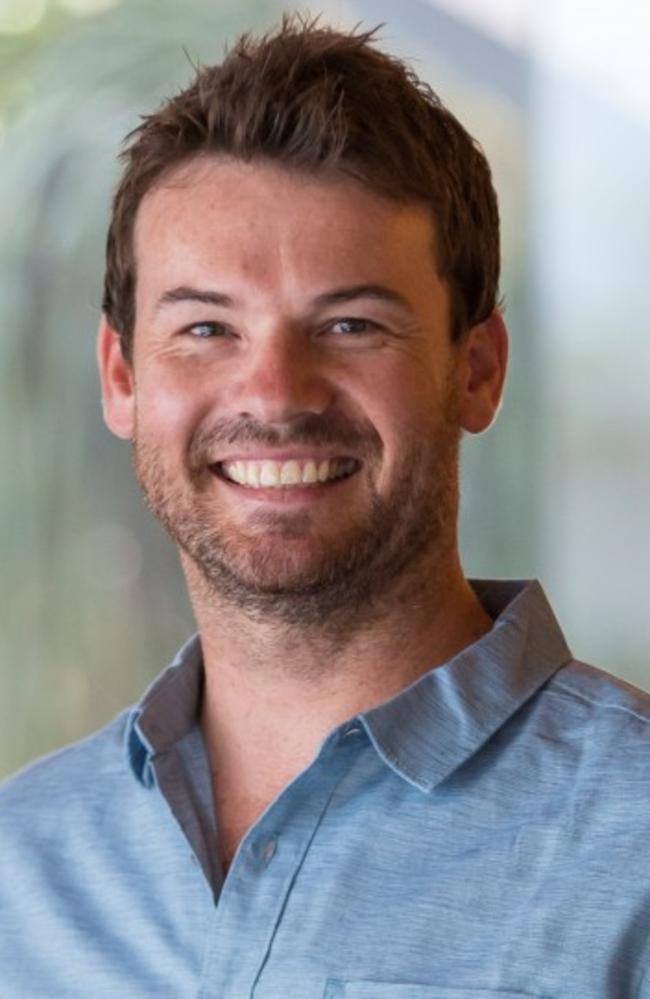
<box><xmin>545</xmin><ymin>680</ymin><xmax>650</xmax><ymax>725</ymax></box>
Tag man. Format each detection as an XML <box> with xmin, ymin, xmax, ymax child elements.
<box><xmin>1</xmin><ymin>14</ymin><xmax>648</xmax><ymax>997</ymax></box>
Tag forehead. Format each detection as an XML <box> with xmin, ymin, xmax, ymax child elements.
<box><xmin>133</xmin><ymin>155</ymin><xmax>442</xmax><ymax>303</ymax></box>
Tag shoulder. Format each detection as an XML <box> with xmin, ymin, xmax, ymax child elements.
<box><xmin>525</xmin><ymin>660</ymin><xmax>650</xmax><ymax>811</ymax></box>
<box><xmin>0</xmin><ymin>708</ymin><xmax>136</xmax><ymax>827</ymax></box>
<box><xmin>541</xmin><ymin>658</ymin><xmax>650</xmax><ymax>731</ymax></box>
<box><xmin>0</xmin><ymin>706</ymin><xmax>165</xmax><ymax>919</ymax></box>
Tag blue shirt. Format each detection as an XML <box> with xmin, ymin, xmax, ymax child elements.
<box><xmin>1</xmin><ymin>579</ymin><xmax>649</xmax><ymax>998</ymax></box>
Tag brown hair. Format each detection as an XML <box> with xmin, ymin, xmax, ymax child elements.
<box><xmin>103</xmin><ymin>14</ymin><xmax>500</xmax><ymax>361</ymax></box>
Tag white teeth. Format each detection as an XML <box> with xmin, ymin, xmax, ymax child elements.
<box><xmin>220</xmin><ymin>457</ymin><xmax>358</xmax><ymax>488</ymax></box>
<box><xmin>302</xmin><ymin>460</ymin><xmax>318</xmax><ymax>484</ymax></box>
<box><xmin>246</xmin><ymin>461</ymin><xmax>260</xmax><ymax>487</ymax></box>
<box><xmin>280</xmin><ymin>460</ymin><xmax>301</xmax><ymax>485</ymax></box>
<box><xmin>259</xmin><ymin>461</ymin><xmax>280</xmax><ymax>487</ymax></box>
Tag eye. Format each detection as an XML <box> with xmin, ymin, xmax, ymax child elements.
<box><xmin>328</xmin><ymin>317</ymin><xmax>381</xmax><ymax>335</ymax></box>
<box><xmin>184</xmin><ymin>321</ymin><xmax>230</xmax><ymax>339</ymax></box>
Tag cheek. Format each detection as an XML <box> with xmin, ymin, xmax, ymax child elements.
<box><xmin>134</xmin><ymin>366</ymin><xmax>210</xmax><ymax>445</ymax></box>
<box><xmin>351</xmin><ymin>379</ymin><xmax>429</xmax><ymax>494</ymax></box>
<box><xmin>357</xmin><ymin>365</ymin><xmax>437</xmax><ymax>439</ymax></box>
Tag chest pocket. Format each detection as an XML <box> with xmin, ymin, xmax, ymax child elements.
<box><xmin>324</xmin><ymin>983</ymin><xmax>544</xmax><ymax>998</ymax></box>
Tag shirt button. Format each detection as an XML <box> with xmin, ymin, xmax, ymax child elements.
<box><xmin>262</xmin><ymin>839</ymin><xmax>276</xmax><ymax>864</ymax></box>
<box><xmin>344</xmin><ymin>726</ymin><xmax>361</xmax><ymax>738</ymax></box>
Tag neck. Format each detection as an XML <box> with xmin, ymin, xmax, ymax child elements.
<box><xmin>183</xmin><ymin>549</ymin><xmax>493</xmax><ymax>783</ymax></box>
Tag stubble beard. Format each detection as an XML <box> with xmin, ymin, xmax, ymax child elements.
<box><xmin>132</xmin><ymin>392</ymin><xmax>461</xmax><ymax>631</ymax></box>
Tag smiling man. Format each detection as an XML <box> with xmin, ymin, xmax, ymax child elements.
<box><xmin>1</xmin><ymin>15</ymin><xmax>649</xmax><ymax>999</ymax></box>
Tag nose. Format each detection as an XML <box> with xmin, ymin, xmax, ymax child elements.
<box><xmin>233</xmin><ymin>329</ymin><xmax>335</xmax><ymax>424</ymax></box>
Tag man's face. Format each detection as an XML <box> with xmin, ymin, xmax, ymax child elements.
<box><xmin>100</xmin><ymin>156</ymin><xmax>495</xmax><ymax>624</ymax></box>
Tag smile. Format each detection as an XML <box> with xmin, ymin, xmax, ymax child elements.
<box><xmin>215</xmin><ymin>457</ymin><xmax>360</xmax><ymax>489</ymax></box>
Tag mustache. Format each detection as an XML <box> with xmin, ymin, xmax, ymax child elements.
<box><xmin>188</xmin><ymin>412</ymin><xmax>383</xmax><ymax>469</ymax></box>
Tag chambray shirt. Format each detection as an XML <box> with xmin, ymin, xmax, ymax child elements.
<box><xmin>1</xmin><ymin>580</ymin><xmax>649</xmax><ymax>998</ymax></box>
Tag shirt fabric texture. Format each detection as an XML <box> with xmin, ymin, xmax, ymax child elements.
<box><xmin>1</xmin><ymin>579</ymin><xmax>649</xmax><ymax>998</ymax></box>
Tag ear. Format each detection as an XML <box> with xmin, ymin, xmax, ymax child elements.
<box><xmin>457</xmin><ymin>310</ymin><xmax>508</xmax><ymax>434</ymax></box>
<box><xmin>96</xmin><ymin>316</ymin><xmax>135</xmax><ymax>440</ymax></box>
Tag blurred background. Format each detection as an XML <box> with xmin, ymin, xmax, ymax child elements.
<box><xmin>1</xmin><ymin>0</ymin><xmax>649</xmax><ymax>779</ymax></box>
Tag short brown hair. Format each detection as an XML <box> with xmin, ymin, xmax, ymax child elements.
<box><xmin>103</xmin><ymin>14</ymin><xmax>500</xmax><ymax>361</ymax></box>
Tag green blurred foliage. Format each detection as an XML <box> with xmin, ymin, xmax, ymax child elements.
<box><xmin>0</xmin><ymin>0</ymin><xmax>536</xmax><ymax>778</ymax></box>
<box><xmin>0</xmin><ymin>0</ymin><xmax>286</xmax><ymax>777</ymax></box>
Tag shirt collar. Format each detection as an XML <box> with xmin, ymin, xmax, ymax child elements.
<box><xmin>126</xmin><ymin>633</ymin><xmax>204</xmax><ymax>787</ymax></box>
<box><xmin>359</xmin><ymin>579</ymin><xmax>572</xmax><ymax>792</ymax></box>
<box><xmin>125</xmin><ymin>579</ymin><xmax>572</xmax><ymax>792</ymax></box>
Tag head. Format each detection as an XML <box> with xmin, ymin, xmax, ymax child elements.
<box><xmin>98</xmin><ymin>16</ymin><xmax>507</xmax><ymax>630</ymax></box>
<box><xmin>103</xmin><ymin>14</ymin><xmax>501</xmax><ymax>363</ymax></box>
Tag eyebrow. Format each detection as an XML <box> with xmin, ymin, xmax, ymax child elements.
<box><xmin>155</xmin><ymin>287</ymin><xmax>234</xmax><ymax>312</ymax></box>
<box><xmin>154</xmin><ymin>283</ymin><xmax>414</xmax><ymax>314</ymax></box>
<box><xmin>311</xmin><ymin>284</ymin><xmax>413</xmax><ymax>311</ymax></box>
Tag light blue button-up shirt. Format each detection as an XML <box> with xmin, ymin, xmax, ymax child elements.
<box><xmin>1</xmin><ymin>580</ymin><xmax>649</xmax><ymax>997</ymax></box>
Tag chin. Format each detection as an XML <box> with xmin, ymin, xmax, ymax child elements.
<box><xmin>198</xmin><ymin>534</ymin><xmax>340</xmax><ymax>594</ymax></box>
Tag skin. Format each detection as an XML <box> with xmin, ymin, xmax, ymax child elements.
<box><xmin>97</xmin><ymin>155</ymin><xmax>508</xmax><ymax>867</ymax></box>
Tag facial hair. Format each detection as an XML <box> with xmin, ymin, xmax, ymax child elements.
<box><xmin>132</xmin><ymin>381</ymin><xmax>461</xmax><ymax>630</ymax></box>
